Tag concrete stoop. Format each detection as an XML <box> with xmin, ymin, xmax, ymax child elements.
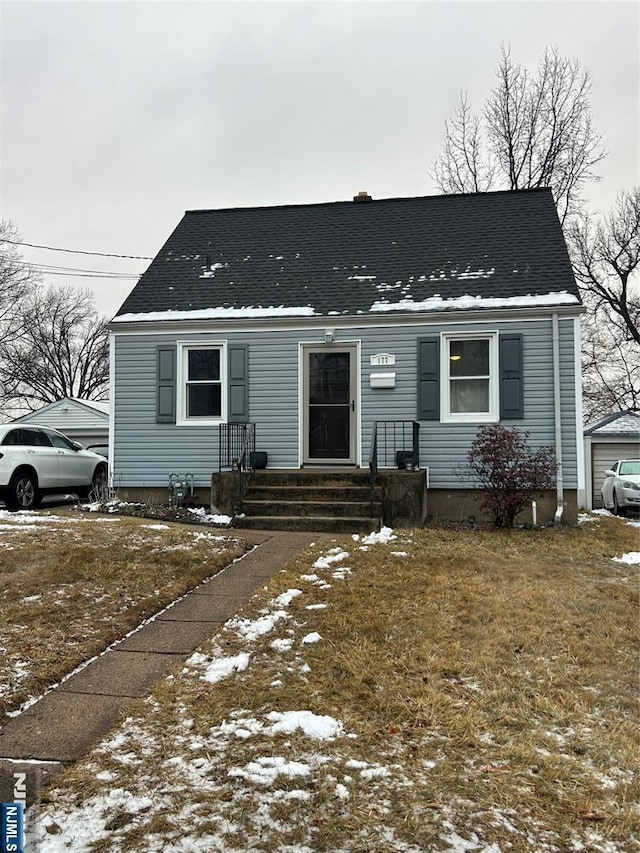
<box><xmin>234</xmin><ymin>470</ymin><xmax>382</xmax><ymax>534</ymax></box>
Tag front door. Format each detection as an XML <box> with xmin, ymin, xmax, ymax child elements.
<box><xmin>303</xmin><ymin>344</ymin><xmax>358</xmax><ymax>465</ymax></box>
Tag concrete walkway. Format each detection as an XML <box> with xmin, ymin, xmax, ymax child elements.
<box><xmin>0</xmin><ymin>529</ymin><xmax>329</xmax><ymax>805</ymax></box>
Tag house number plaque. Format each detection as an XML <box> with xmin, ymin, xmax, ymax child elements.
<box><xmin>370</xmin><ymin>353</ymin><xmax>396</xmax><ymax>366</ymax></box>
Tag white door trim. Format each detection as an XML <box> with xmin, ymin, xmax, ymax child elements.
<box><xmin>298</xmin><ymin>341</ymin><xmax>361</xmax><ymax>466</ymax></box>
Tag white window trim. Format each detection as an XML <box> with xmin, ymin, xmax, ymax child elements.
<box><xmin>440</xmin><ymin>331</ymin><xmax>499</xmax><ymax>424</ymax></box>
<box><xmin>177</xmin><ymin>341</ymin><xmax>227</xmax><ymax>426</ymax></box>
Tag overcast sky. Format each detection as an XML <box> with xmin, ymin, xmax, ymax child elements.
<box><xmin>1</xmin><ymin>0</ymin><xmax>638</xmax><ymax>318</ymax></box>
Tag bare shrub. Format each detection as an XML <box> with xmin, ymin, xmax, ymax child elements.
<box><xmin>466</xmin><ymin>424</ymin><xmax>556</xmax><ymax>527</ymax></box>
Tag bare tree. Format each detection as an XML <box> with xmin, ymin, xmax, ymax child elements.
<box><xmin>431</xmin><ymin>45</ymin><xmax>606</xmax><ymax>224</ymax></box>
<box><xmin>568</xmin><ymin>187</ymin><xmax>640</xmax><ymax>345</ymax></box>
<box><xmin>0</xmin><ymin>221</ymin><xmax>39</xmax><ymax>346</ymax></box>
<box><xmin>581</xmin><ymin>314</ymin><xmax>639</xmax><ymax>422</ymax></box>
<box><xmin>0</xmin><ymin>286</ymin><xmax>109</xmax><ymax>413</ymax></box>
<box><xmin>431</xmin><ymin>94</ymin><xmax>495</xmax><ymax>194</ymax></box>
<box><xmin>568</xmin><ymin>188</ymin><xmax>640</xmax><ymax>420</ymax></box>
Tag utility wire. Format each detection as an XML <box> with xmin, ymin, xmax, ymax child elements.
<box><xmin>3</xmin><ymin>238</ymin><xmax>153</xmax><ymax>260</ymax></box>
<box><xmin>34</xmin><ymin>262</ymin><xmax>141</xmax><ymax>277</ymax></box>
<box><xmin>35</xmin><ymin>270</ymin><xmax>141</xmax><ymax>280</ymax></box>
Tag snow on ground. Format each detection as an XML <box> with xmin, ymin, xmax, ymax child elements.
<box><xmin>21</xmin><ymin>523</ymin><xmax>637</xmax><ymax>853</ymax></box>
<box><xmin>612</xmin><ymin>551</ymin><xmax>640</xmax><ymax>564</ymax></box>
<box><xmin>0</xmin><ymin>510</ymin><xmax>239</xmax><ymax>716</ymax></box>
<box><xmin>25</xmin><ymin>527</ymin><xmax>409</xmax><ymax>853</ymax></box>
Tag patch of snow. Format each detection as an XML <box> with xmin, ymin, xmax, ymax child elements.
<box><xmin>270</xmin><ymin>638</ymin><xmax>293</xmax><ymax>652</ymax></box>
<box><xmin>228</xmin><ymin>756</ymin><xmax>311</xmax><ymax>786</ymax></box>
<box><xmin>226</xmin><ymin>610</ymin><xmax>289</xmax><ymax>641</ymax></box>
<box><xmin>313</xmin><ymin>548</ymin><xmax>349</xmax><ymax>570</ymax></box>
<box><xmin>362</xmin><ymin>526</ymin><xmax>397</xmax><ymax>544</ymax></box>
<box><xmin>142</xmin><ymin>523</ymin><xmax>170</xmax><ymax>530</ymax></box>
<box><xmin>197</xmin><ymin>653</ymin><xmax>251</xmax><ymax>684</ymax></box>
<box><xmin>301</xmin><ymin>632</ymin><xmax>322</xmax><ymax>644</ymax></box>
<box><xmin>272</xmin><ymin>589</ymin><xmax>303</xmax><ymax>607</ymax></box>
<box><xmin>612</xmin><ymin>552</ymin><xmax>640</xmax><ymax>564</ymax></box>
<box><xmin>305</xmin><ymin>603</ymin><xmax>327</xmax><ymax>610</ymax></box>
<box><xmin>265</xmin><ymin>710</ymin><xmax>344</xmax><ymax>740</ymax></box>
<box><xmin>113</xmin><ymin>305</ymin><xmax>317</xmax><ymax>322</ymax></box>
<box><xmin>371</xmin><ymin>292</ymin><xmax>580</xmax><ymax>313</ymax></box>
<box><xmin>187</xmin><ymin>507</ymin><xmax>233</xmax><ymax>525</ymax></box>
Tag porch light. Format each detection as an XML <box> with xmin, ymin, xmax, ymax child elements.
<box><xmin>324</xmin><ymin>328</ymin><xmax>335</xmax><ymax>343</ymax></box>
<box><xmin>449</xmin><ymin>354</ymin><xmax>462</xmax><ymax>361</ymax></box>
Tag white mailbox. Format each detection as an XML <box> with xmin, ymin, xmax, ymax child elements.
<box><xmin>370</xmin><ymin>372</ymin><xmax>396</xmax><ymax>389</ymax></box>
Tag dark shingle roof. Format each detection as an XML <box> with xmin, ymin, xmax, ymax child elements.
<box><xmin>115</xmin><ymin>188</ymin><xmax>580</xmax><ymax>318</ymax></box>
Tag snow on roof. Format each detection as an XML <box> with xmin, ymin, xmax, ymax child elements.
<box><xmin>111</xmin><ymin>293</ymin><xmax>580</xmax><ymax>324</ymax></box>
<box><xmin>112</xmin><ymin>305</ymin><xmax>318</xmax><ymax>323</ymax></box>
<box><xmin>371</xmin><ymin>292</ymin><xmax>580</xmax><ymax>313</ymax></box>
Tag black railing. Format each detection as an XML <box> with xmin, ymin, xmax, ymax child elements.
<box><xmin>372</xmin><ymin>420</ymin><xmax>420</xmax><ymax>469</ymax></box>
<box><xmin>369</xmin><ymin>420</ymin><xmax>421</xmax><ymax>518</ymax></box>
<box><xmin>368</xmin><ymin>422</ymin><xmax>379</xmax><ymax>518</ymax></box>
<box><xmin>219</xmin><ymin>422</ymin><xmax>256</xmax><ymax>512</ymax></box>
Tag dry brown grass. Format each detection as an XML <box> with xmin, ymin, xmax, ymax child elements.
<box><xmin>30</xmin><ymin>516</ymin><xmax>640</xmax><ymax>852</ymax></box>
<box><xmin>0</xmin><ymin>508</ymin><xmax>248</xmax><ymax>715</ymax></box>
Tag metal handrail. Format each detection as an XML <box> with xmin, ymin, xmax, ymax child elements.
<box><xmin>219</xmin><ymin>422</ymin><xmax>256</xmax><ymax>512</ymax></box>
<box><xmin>372</xmin><ymin>420</ymin><xmax>420</xmax><ymax>470</ymax></box>
<box><xmin>368</xmin><ymin>421</ymin><xmax>379</xmax><ymax>518</ymax></box>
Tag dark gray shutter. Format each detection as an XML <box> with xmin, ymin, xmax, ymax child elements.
<box><xmin>156</xmin><ymin>345</ymin><xmax>176</xmax><ymax>423</ymax></box>
<box><xmin>228</xmin><ymin>344</ymin><xmax>249</xmax><ymax>422</ymax></box>
<box><xmin>417</xmin><ymin>337</ymin><xmax>440</xmax><ymax>420</ymax></box>
<box><xmin>499</xmin><ymin>333</ymin><xmax>524</xmax><ymax>419</ymax></box>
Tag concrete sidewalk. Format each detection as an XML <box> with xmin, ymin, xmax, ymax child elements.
<box><xmin>0</xmin><ymin>529</ymin><xmax>328</xmax><ymax>805</ymax></box>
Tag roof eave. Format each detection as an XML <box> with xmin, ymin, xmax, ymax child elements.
<box><xmin>109</xmin><ymin>303</ymin><xmax>584</xmax><ymax>335</ymax></box>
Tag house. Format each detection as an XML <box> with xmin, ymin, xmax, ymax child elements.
<box><xmin>12</xmin><ymin>397</ymin><xmax>109</xmax><ymax>454</ymax></box>
<box><xmin>584</xmin><ymin>411</ymin><xmax>640</xmax><ymax>508</ymax></box>
<box><xmin>109</xmin><ymin>188</ymin><xmax>584</xmax><ymax>526</ymax></box>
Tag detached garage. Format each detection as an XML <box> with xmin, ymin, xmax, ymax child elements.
<box><xmin>584</xmin><ymin>411</ymin><xmax>640</xmax><ymax>509</ymax></box>
<box><xmin>11</xmin><ymin>397</ymin><xmax>109</xmax><ymax>454</ymax></box>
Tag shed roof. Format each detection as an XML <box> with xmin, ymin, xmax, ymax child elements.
<box><xmin>584</xmin><ymin>411</ymin><xmax>640</xmax><ymax>438</ymax></box>
<box><xmin>114</xmin><ymin>188</ymin><xmax>580</xmax><ymax>321</ymax></box>
<box><xmin>12</xmin><ymin>397</ymin><xmax>110</xmax><ymax>423</ymax></box>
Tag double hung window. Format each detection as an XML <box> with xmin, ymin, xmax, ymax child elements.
<box><xmin>179</xmin><ymin>344</ymin><xmax>225</xmax><ymax>423</ymax></box>
<box><xmin>441</xmin><ymin>333</ymin><xmax>498</xmax><ymax>422</ymax></box>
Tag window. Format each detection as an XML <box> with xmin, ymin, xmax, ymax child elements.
<box><xmin>1</xmin><ymin>429</ymin><xmax>22</xmax><ymax>446</ymax></box>
<box><xmin>441</xmin><ymin>333</ymin><xmax>498</xmax><ymax>423</ymax></box>
<box><xmin>23</xmin><ymin>429</ymin><xmax>52</xmax><ymax>447</ymax></box>
<box><xmin>179</xmin><ymin>344</ymin><xmax>225</xmax><ymax>423</ymax></box>
<box><xmin>47</xmin><ymin>431</ymin><xmax>75</xmax><ymax>450</ymax></box>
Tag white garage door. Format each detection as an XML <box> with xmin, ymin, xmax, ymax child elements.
<box><xmin>592</xmin><ymin>442</ymin><xmax>640</xmax><ymax>506</ymax></box>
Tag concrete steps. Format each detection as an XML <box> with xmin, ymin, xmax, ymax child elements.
<box><xmin>234</xmin><ymin>470</ymin><xmax>381</xmax><ymax>534</ymax></box>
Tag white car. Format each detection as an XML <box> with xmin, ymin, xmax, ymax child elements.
<box><xmin>0</xmin><ymin>424</ymin><xmax>108</xmax><ymax>511</ymax></box>
<box><xmin>600</xmin><ymin>459</ymin><xmax>640</xmax><ymax>516</ymax></box>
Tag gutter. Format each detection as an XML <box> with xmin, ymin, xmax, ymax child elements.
<box><xmin>552</xmin><ymin>313</ymin><xmax>564</xmax><ymax>526</ymax></box>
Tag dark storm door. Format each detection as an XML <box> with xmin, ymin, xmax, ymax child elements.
<box><xmin>303</xmin><ymin>345</ymin><xmax>358</xmax><ymax>465</ymax></box>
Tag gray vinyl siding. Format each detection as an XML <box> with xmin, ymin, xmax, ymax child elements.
<box><xmin>112</xmin><ymin>317</ymin><xmax>579</xmax><ymax>489</ymax></box>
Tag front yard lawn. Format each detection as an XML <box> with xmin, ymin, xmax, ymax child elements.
<box><xmin>26</xmin><ymin>512</ymin><xmax>639</xmax><ymax>853</ymax></box>
<box><xmin>0</xmin><ymin>508</ymin><xmax>248</xmax><ymax>717</ymax></box>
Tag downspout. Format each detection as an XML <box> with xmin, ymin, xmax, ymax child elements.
<box><xmin>552</xmin><ymin>313</ymin><xmax>564</xmax><ymax>526</ymax></box>
<box><xmin>108</xmin><ymin>331</ymin><xmax>116</xmax><ymax>491</ymax></box>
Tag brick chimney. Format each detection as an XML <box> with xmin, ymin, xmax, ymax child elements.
<box><xmin>353</xmin><ymin>191</ymin><xmax>373</xmax><ymax>202</ymax></box>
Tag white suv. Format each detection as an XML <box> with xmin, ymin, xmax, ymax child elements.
<box><xmin>0</xmin><ymin>425</ymin><xmax>108</xmax><ymax>511</ymax></box>
<box><xmin>601</xmin><ymin>459</ymin><xmax>640</xmax><ymax>516</ymax></box>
